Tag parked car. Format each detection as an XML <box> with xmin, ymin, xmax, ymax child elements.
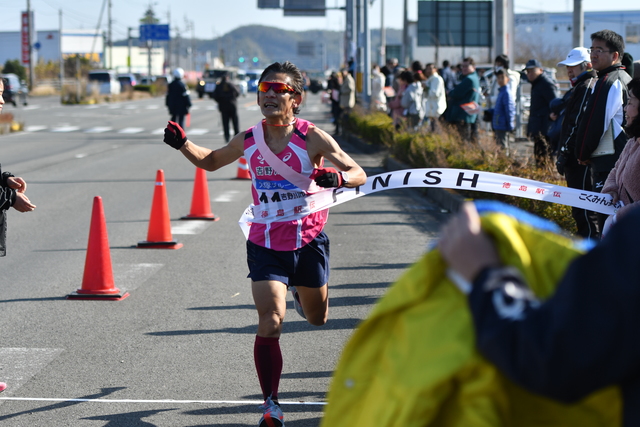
<box><xmin>196</xmin><ymin>68</ymin><xmax>244</xmax><ymax>99</ymax></box>
<box><xmin>245</xmin><ymin>69</ymin><xmax>262</xmax><ymax>92</ymax></box>
<box><xmin>308</xmin><ymin>72</ymin><xmax>328</xmax><ymax>94</ymax></box>
<box><xmin>1</xmin><ymin>73</ymin><xmax>26</xmax><ymax>106</ymax></box>
<box><xmin>237</xmin><ymin>69</ymin><xmax>248</xmax><ymax>96</ymax></box>
<box><xmin>87</xmin><ymin>70</ymin><xmax>121</xmax><ymax>95</ymax></box>
<box><xmin>117</xmin><ymin>73</ymin><xmax>137</xmax><ymax>90</ymax></box>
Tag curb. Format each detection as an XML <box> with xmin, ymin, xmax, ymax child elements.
<box><xmin>340</xmin><ymin>132</ymin><xmax>466</xmax><ymax>213</ymax></box>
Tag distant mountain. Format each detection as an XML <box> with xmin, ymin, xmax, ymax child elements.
<box><xmin>116</xmin><ymin>25</ymin><xmax>402</xmax><ymax>72</ymax></box>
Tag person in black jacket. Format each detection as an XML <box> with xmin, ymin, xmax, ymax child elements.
<box><xmin>554</xmin><ymin>47</ymin><xmax>600</xmax><ymax>238</ymax></box>
<box><xmin>165</xmin><ymin>67</ymin><xmax>192</xmax><ymax>129</ymax></box>
<box><xmin>575</xmin><ymin>30</ymin><xmax>632</xmax><ymax>232</ymax></box>
<box><xmin>212</xmin><ymin>73</ymin><xmax>240</xmax><ymax>142</ymax></box>
<box><xmin>523</xmin><ymin>59</ymin><xmax>559</xmax><ymax>167</ymax></box>
<box><xmin>439</xmin><ymin>201</ymin><xmax>640</xmax><ymax>427</ymax></box>
<box><xmin>0</xmin><ymin>77</ymin><xmax>37</xmax><ymax>395</ymax></box>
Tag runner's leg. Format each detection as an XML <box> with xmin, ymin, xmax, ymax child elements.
<box><xmin>252</xmin><ymin>280</ymin><xmax>287</xmax><ymax>401</ymax></box>
<box><xmin>295</xmin><ymin>284</ymin><xmax>328</xmax><ymax>326</ymax></box>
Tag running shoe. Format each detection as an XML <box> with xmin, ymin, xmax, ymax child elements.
<box><xmin>289</xmin><ymin>286</ymin><xmax>306</xmax><ymax>319</ymax></box>
<box><xmin>0</xmin><ymin>382</ymin><xmax>6</xmax><ymax>393</ymax></box>
<box><xmin>258</xmin><ymin>396</ymin><xmax>284</xmax><ymax>427</ymax></box>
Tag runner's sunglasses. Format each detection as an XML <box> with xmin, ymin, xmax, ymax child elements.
<box><xmin>258</xmin><ymin>82</ymin><xmax>298</xmax><ymax>94</ymax></box>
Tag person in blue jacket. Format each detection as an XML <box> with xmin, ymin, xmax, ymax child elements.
<box><xmin>485</xmin><ymin>69</ymin><xmax>515</xmax><ymax>155</ymax></box>
<box><xmin>438</xmin><ymin>202</ymin><xmax>640</xmax><ymax>427</ymax></box>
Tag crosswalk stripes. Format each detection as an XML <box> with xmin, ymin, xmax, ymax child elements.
<box><xmin>24</xmin><ymin>126</ymin><xmax>212</xmax><ymax>136</ymax></box>
<box><xmin>84</xmin><ymin>126</ymin><xmax>113</xmax><ymax>133</ymax></box>
<box><xmin>118</xmin><ymin>127</ymin><xmax>145</xmax><ymax>134</ymax></box>
<box><xmin>51</xmin><ymin>126</ymin><xmax>80</xmax><ymax>132</ymax></box>
<box><xmin>24</xmin><ymin>125</ymin><xmax>47</xmax><ymax>132</ymax></box>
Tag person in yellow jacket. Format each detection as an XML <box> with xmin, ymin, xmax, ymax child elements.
<box><xmin>322</xmin><ymin>200</ymin><xmax>621</xmax><ymax>427</ymax></box>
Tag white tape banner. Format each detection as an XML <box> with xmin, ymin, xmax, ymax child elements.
<box><xmin>239</xmin><ymin>168</ymin><xmax>619</xmax><ymax>236</ymax></box>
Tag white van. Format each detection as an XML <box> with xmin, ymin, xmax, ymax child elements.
<box><xmin>87</xmin><ymin>70</ymin><xmax>121</xmax><ymax>95</ymax></box>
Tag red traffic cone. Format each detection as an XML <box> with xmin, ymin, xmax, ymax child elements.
<box><xmin>235</xmin><ymin>156</ymin><xmax>251</xmax><ymax>180</ymax></box>
<box><xmin>68</xmin><ymin>196</ymin><xmax>129</xmax><ymax>300</ymax></box>
<box><xmin>137</xmin><ymin>169</ymin><xmax>183</xmax><ymax>249</ymax></box>
<box><xmin>182</xmin><ymin>167</ymin><xmax>219</xmax><ymax>221</ymax></box>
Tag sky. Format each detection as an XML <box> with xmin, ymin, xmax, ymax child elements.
<box><xmin>1</xmin><ymin>0</ymin><xmax>638</xmax><ymax>41</ymax></box>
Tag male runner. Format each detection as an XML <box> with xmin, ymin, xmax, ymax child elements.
<box><xmin>162</xmin><ymin>61</ymin><xmax>367</xmax><ymax>426</ymax></box>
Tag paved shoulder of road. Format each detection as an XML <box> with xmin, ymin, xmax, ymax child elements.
<box><xmin>0</xmin><ymin>93</ymin><xmax>447</xmax><ymax>426</ymax></box>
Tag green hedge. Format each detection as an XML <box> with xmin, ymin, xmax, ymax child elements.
<box><xmin>344</xmin><ymin>109</ymin><xmax>577</xmax><ymax>234</ymax></box>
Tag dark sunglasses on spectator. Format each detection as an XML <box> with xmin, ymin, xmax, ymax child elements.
<box><xmin>258</xmin><ymin>82</ymin><xmax>297</xmax><ymax>94</ymax></box>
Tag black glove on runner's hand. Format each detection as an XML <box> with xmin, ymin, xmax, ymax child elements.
<box><xmin>163</xmin><ymin>121</ymin><xmax>187</xmax><ymax>150</ymax></box>
<box><xmin>312</xmin><ymin>167</ymin><xmax>343</xmax><ymax>188</ymax></box>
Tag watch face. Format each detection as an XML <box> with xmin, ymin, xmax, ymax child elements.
<box><xmin>340</xmin><ymin>171</ymin><xmax>349</xmax><ymax>183</ymax></box>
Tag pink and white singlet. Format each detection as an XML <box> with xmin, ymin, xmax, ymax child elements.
<box><xmin>244</xmin><ymin>119</ymin><xmax>329</xmax><ymax>251</ymax></box>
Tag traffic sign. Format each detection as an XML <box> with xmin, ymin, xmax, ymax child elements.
<box><xmin>139</xmin><ymin>24</ymin><xmax>170</xmax><ymax>42</ymax></box>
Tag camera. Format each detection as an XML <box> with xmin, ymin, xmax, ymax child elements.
<box><xmin>555</xmin><ymin>150</ymin><xmax>568</xmax><ymax>176</ymax></box>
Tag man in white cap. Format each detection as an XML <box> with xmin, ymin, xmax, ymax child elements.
<box><xmin>165</xmin><ymin>67</ymin><xmax>192</xmax><ymax>129</ymax></box>
<box><xmin>554</xmin><ymin>47</ymin><xmax>600</xmax><ymax>238</ymax></box>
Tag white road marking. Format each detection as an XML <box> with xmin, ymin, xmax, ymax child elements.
<box><xmin>74</xmin><ymin>153</ymin><xmax>88</xmax><ymax>158</ymax></box>
<box><xmin>85</xmin><ymin>105</ymin><xmax>101</xmax><ymax>109</ymax></box>
<box><xmin>118</xmin><ymin>127</ymin><xmax>145</xmax><ymax>134</ymax></box>
<box><xmin>0</xmin><ymin>348</ymin><xmax>64</xmax><ymax>395</ymax></box>
<box><xmin>146</xmin><ymin>105</ymin><xmax>160</xmax><ymax>109</ymax></box>
<box><xmin>24</xmin><ymin>125</ymin><xmax>47</xmax><ymax>132</ymax></box>
<box><xmin>51</xmin><ymin>126</ymin><xmax>80</xmax><ymax>132</ymax></box>
<box><xmin>171</xmin><ymin>221</ymin><xmax>213</xmax><ymax>235</ymax></box>
<box><xmin>0</xmin><ymin>397</ymin><xmax>327</xmax><ymax>406</ymax></box>
<box><xmin>213</xmin><ymin>190</ymin><xmax>243</xmax><ymax>202</ymax></box>
<box><xmin>84</xmin><ymin>126</ymin><xmax>113</xmax><ymax>133</ymax></box>
<box><xmin>124</xmin><ymin>105</ymin><xmax>137</xmax><ymax>110</ymax></box>
<box><xmin>23</xmin><ymin>105</ymin><xmax>40</xmax><ymax>111</ymax></box>
<box><xmin>188</xmin><ymin>128</ymin><xmax>209</xmax><ymax>135</ymax></box>
<box><xmin>113</xmin><ymin>263</ymin><xmax>163</xmax><ymax>291</ymax></box>
<box><xmin>151</xmin><ymin>128</ymin><xmax>164</xmax><ymax>135</ymax></box>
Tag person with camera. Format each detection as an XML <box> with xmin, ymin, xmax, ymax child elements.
<box><xmin>554</xmin><ymin>47</ymin><xmax>599</xmax><ymax>238</ymax></box>
<box><xmin>601</xmin><ymin>77</ymin><xmax>640</xmax><ymax>235</ymax></box>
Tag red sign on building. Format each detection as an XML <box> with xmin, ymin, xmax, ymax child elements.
<box><xmin>21</xmin><ymin>11</ymin><xmax>31</xmax><ymax>65</ymax></box>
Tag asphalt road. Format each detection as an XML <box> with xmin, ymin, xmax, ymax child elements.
<box><xmin>0</xmin><ymin>91</ymin><xmax>448</xmax><ymax>426</ymax></box>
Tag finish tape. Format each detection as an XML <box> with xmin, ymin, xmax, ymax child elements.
<box><xmin>239</xmin><ymin>168</ymin><xmax>619</xmax><ymax>236</ymax></box>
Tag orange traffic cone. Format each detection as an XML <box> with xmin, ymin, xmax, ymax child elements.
<box><xmin>137</xmin><ymin>169</ymin><xmax>183</xmax><ymax>249</ymax></box>
<box><xmin>67</xmin><ymin>196</ymin><xmax>129</xmax><ymax>300</ymax></box>
<box><xmin>182</xmin><ymin>167</ymin><xmax>219</xmax><ymax>221</ymax></box>
<box><xmin>235</xmin><ymin>156</ymin><xmax>251</xmax><ymax>180</ymax></box>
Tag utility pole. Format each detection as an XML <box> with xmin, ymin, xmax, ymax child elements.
<box><xmin>363</xmin><ymin>0</ymin><xmax>371</xmax><ymax>106</ymax></box>
<box><xmin>495</xmin><ymin>0</ymin><xmax>507</xmax><ymax>56</ymax></box>
<box><xmin>27</xmin><ymin>0</ymin><xmax>35</xmax><ymax>90</ymax></box>
<box><xmin>108</xmin><ymin>0</ymin><xmax>113</xmax><ymax>69</ymax></box>
<box><xmin>402</xmin><ymin>0</ymin><xmax>409</xmax><ymax>66</ymax></box>
<box><xmin>128</xmin><ymin>27</ymin><xmax>133</xmax><ymax>73</ymax></box>
<box><xmin>573</xmin><ymin>0</ymin><xmax>583</xmax><ymax>48</ymax></box>
<box><xmin>380</xmin><ymin>0</ymin><xmax>385</xmax><ymax>66</ymax></box>
<box><xmin>59</xmin><ymin>9</ymin><xmax>64</xmax><ymax>89</ymax></box>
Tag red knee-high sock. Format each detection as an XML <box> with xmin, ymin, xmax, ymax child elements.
<box><xmin>254</xmin><ymin>336</ymin><xmax>283</xmax><ymax>401</ymax></box>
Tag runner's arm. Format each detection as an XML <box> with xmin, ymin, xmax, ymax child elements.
<box><xmin>180</xmin><ymin>132</ymin><xmax>245</xmax><ymax>172</ymax></box>
<box><xmin>307</xmin><ymin>126</ymin><xmax>367</xmax><ymax>188</ymax></box>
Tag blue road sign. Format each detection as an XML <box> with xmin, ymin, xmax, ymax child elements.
<box><xmin>139</xmin><ymin>24</ymin><xmax>170</xmax><ymax>42</ymax></box>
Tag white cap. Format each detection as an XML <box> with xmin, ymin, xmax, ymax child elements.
<box><xmin>173</xmin><ymin>67</ymin><xmax>184</xmax><ymax>79</ymax></box>
<box><xmin>558</xmin><ymin>47</ymin><xmax>590</xmax><ymax>67</ymax></box>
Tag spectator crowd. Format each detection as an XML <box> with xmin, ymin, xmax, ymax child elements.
<box><xmin>327</xmin><ymin>28</ymin><xmax>637</xmax><ymax>240</ymax></box>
